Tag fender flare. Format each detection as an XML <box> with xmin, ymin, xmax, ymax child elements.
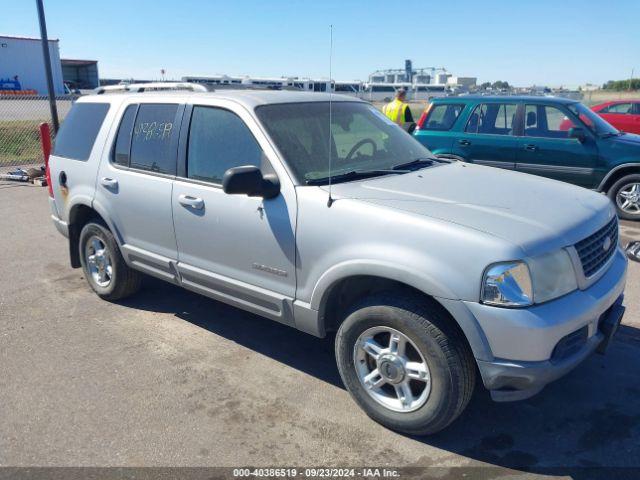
<box><xmin>597</xmin><ymin>163</ymin><xmax>640</xmax><ymax>192</ymax></box>
<box><xmin>309</xmin><ymin>259</ymin><xmax>458</xmax><ymax>312</ymax></box>
<box><xmin>309</xmin><ymin>260</ymin><xmax>493</xmax><ymax>361</ymax></box>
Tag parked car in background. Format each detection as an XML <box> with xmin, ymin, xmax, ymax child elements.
<box><xmin>414</xmin><ymin>96</ymin><xmax>640</xmax><ymax>220</ymax></box>
<box><xmin>47</xmin><ymin>85</ymin><xmax>627</xmax><ymax>435</ymax></box>
<box><xmin>591</xmin><ymin>100</ymin><xmax>640</xmax><ymax>135</ymax></box>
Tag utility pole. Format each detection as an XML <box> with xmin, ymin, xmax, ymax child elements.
<box><xmin>36</xmin><ymin>0</ymin><xmax>59</xmax><ymax>133</ymax></box>
<box><xmin>630</xmin><ymin>68</ymin><xmax>635</xmax><ymax>91</ymax></box>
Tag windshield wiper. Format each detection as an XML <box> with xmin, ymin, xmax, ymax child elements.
<box><xmin>599</xmin><ymin>131</ymin><xmax>624</xmax><ymax>138</ymax></box>
<box><xmin>306</xmin><ymin>169</ymin><xmax>405</xmax><ymax>186</ymax></box>
<box><xmin>392</xmin><ymin>158</ymin><xmax>436</xmax><ymax>170</ymax></box>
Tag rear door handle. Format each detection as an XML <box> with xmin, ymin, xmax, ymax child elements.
<box><xmin>524</xmin><ymin>144</ymin><xmax>538</xmax><ymax>151</ymax></box>
<box><xmin>458</xmin><ymin>139</ymin><xmax>471</xmax><ymax>146</ymax></box>
<box><xmin>178</xmin><ymin>194</ymin><xmax>204</xmax><ymax>210</ymax></box>
<box><xmin>100</xmin><ymin>177</ymin><xmax>118</xmax><ymax>188</ymax></box>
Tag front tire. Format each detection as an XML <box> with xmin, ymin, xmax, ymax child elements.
<box><xmin>608</xmin><ymin>174</ymin><xmax>640</xmax><ymax>221</ymax></box>
<box><xmin>79</xmin><ymin>221</ymin><xmax>142</xmax><ymax>301</ymax></box>
<box><xmin>335</xmin><ymin>293</ymin><xmax>475</xmax><ymax>436</ymax></box>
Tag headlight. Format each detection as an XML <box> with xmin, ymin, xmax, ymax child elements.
<box><xmin>481</xmin><ymin>261</ymin><xmax>533</xmax><ymax>307</ymax></box>
<box><xmin>481</xmin><ymin>249</ymin><xmax>578</xmax><ymax>307</ymax></box>
<box><xmin>527</xmin><ymin>249</ymin><xmax>578</xmax><ymax>303</ymax></box>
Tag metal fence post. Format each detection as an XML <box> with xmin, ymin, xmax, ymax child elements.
<box><xmin>36</xmin><ymin>0</ymin><xmax>59</xmax><ymax>133</ymax></box>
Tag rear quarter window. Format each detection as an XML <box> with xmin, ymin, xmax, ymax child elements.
<box><xmin>423</xmin><ymin>104</ymin><xmax>464</xmax><ymax>130</ymax></box>
<box><xmin>52</xmin><ymin>103</ymin><xmax>110</xmax><ymax>161</ymax></box>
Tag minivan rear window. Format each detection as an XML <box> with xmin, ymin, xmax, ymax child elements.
<box><xmin>53</xmin><ymin>103</ymin><xmax>110</xmax><ymax>161</ymax></box>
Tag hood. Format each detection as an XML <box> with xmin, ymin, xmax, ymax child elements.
<box><xmin>326</xmin><ymin>162</ymin><xmax>615</xmax><ymax>256</ymax></box>
<box><xmin>607</xmin><ymin>132</ymin><xmax>640</xmax><ymax>147</ymax></box>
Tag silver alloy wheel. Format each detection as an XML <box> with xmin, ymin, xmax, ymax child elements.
<box><xmin>354</xmin><ymin>326</ymin><xmax>431</xmax><ymax>413</ymax></box>
<box><xmin>616</xmin><ymin>182</ymin><xmax>640</xmax><ymax>214</ymax></box>
<box><xmin>85</xmin><ymin>235</ymin><xmax>113</xmax><ymax>288</ymax></box>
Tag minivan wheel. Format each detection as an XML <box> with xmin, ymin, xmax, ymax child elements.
<box><xmin>79</xmin><ymin>221</ymin><xmax>141</xmax><ymax>300</ymax></box>
<box><xmin>608</xmin><ymin>174</ymin><xmax>640</xmax><ymax>220</ymax></box>
<box><xmin>335</xmin><ymin>293</ymin><xmax>476</xmax><ymax>436</ymax></box>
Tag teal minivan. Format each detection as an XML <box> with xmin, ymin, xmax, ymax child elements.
<box><xmin>414</xmin><ymin>96</ymin><xmax>640</xmax><ymax>220</ymax></box>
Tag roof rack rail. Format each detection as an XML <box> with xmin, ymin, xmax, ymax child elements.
<box><xmin>94</xmin><ymin>82</ymin><xmax>209</xmax><ymax>95</ymax></box>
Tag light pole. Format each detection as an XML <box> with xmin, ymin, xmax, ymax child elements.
<box><xmin>36</xmin><ymin>0</ymin><xmax>59</xmax><ymax>133</ymax></box>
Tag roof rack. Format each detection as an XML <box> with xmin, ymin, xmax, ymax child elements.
<box><xmin>94</xmin><ymin>82</ymin><xmax>208</xmax><ymax>95</ymax></box>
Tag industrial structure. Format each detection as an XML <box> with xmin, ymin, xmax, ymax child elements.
<box><xmin>366</xmin><ymin>60</ymin><xmax>477</xmax><ymax>100</ymax></box>
<box><xmin>61</xmin><ymin>59</ymin><xmax>99</xmax><ymax>89</ymax></box>
<box><xmin>0</xmin><ymin>34</ymin><xmax>64</xmax><ymax>94</ymax></box>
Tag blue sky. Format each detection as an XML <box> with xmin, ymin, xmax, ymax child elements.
<box><xmin>2</xmin><ymin>0</ymin><xmax>638</xmax><ymax>87</ymax></box>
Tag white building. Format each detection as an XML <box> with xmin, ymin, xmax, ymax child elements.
<box><xmin>446</xmin><ymin>76</ymin><xmax>477</xmax><ymax>89</ymax></box>
<box><xmin>0</xmin><ymin>34</ymin><xmax>65</xmax><ymax>94</ymax></box>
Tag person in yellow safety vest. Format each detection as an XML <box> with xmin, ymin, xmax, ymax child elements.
<box><xmin>382</xmin><ymin>88</ymin><xmax>414</xmax><ymax>127</ymax></box>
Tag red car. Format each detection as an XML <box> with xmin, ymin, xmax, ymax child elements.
<box><xmin>592</xmin><ymin>100</ymin><xmax>640</xmax><ymax>134</ymax></box>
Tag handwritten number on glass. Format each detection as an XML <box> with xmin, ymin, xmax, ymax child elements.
<box><xmin>134</xmin><ymin>122</ymin><xmax>173</xmax><ymax>141</ymax></box>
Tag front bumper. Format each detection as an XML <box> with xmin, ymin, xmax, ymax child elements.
<box><xmin>478</xmin><ymin>295</ymin><xmax>625</xmax><ymax>401</ymax></box>
<box><xmin>466</xmin><ymin>248</ymin><xmax>627</xmax><ymax>401</ymax></box>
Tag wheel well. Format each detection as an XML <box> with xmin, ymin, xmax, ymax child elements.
<box><xmin>600</xmin><ymin>166</ymin><xmax>640</xmax><ymax>193</ymax></box>
<box><xmin>68</xmin><ymin>204</ymin><xmax>106</xmax><ymax>268</ymax></box>
<box><xmin>322</xmin><ymin>276</ymin><xmax>467</xmax><ymax>337</ymax></box>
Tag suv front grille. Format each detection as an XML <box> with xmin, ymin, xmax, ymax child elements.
<box><xmin>574</xmin><ymin>217</ymin><xmax>618</xmax><ymax>278</ymax></box>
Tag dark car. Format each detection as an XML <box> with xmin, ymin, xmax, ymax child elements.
<box><xmin>414</xmin><ymin>96</ymin><xmax>640</xmax><ymax>220</ymax></box>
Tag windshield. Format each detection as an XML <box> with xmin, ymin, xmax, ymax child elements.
<box><xmin>567</xmin><ymin>102</ymin><xmax>619</xmax><ymax>137</ymax></box>
<box><xmin>255</xmin><ymin>102</ymin><xmax>435</xmax><ymax>184</ymax></box>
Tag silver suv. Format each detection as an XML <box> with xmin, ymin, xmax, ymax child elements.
<box><xmin>47</xmin><ymin>84</ymin><xmax>627</xmax><ymax>435</ymax></box>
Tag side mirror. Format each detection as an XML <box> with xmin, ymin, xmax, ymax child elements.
<box><xmin>568</xmin><ymin>127</ymin><xmax>586</xmax><ymax>142</ymax></box>
<box><xmin>405</xmin><ymin>122</ymin><xmax>417</xmax><ymax>134</ymax></box>
<box><xmin>222</xmin><ymin>165</ymin><xmax>280</xmax><ymax>199</ymax></box>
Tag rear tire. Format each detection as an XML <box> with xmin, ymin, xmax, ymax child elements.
<box><xmin>79</xmin><ymin>221</ymin><xmax>141</xmax><ymax>301</ymax></box>
<box><xmin>335</xmin><ymin>292</ymin><xmax>475</xmax><ymax>436</ymax></box>
<box><xmin>608</xmin><ymin>174</ymin><xmax>640</xmax><ymax>221</ymax></box>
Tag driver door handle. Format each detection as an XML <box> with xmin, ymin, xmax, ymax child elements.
<box><xmin>178</xmin><ymin>194</ymin><xmax>204</xmax><ymax>210</ymax></box>
<box><xmin>458</xmin><ymin>139</ymin><xmax>471</xmax><ymax>146</ymax></box>
<box><xmin>524</xmin><ymin>144</ymin><xmax>538</xmax><ymax>151</ymax></box>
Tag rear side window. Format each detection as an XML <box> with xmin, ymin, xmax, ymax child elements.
<box><xmin>601</xmin><ymin>103</ymin><xmax>632</xmax><ymax>114</ymax></box>
<box><xmin>187</xmin><ymin>106</ymin><xmax>263</xmax><ymax>184</ymax></box>
<box><xmin>130</xmin><ymin>104</ymin><xmax>179</xmax><ymax>174</ymax></box>
<box><xmin>423</xmin><ymin>104</ymin><xmax>464</xmax><ymax>130</ymax></box>
<box><xmin>465</xmin><ymin>103</ymin><xmax>517</xmax><ymax>135</ymax></box>
<box><xmin>113</xmin><ymin>105</ymin><xmax>137</xmax><ymax>166</ymax></box>
<box><xmin>53</xmin><ymin>103</ymin><xmax>110</xmax><ymax>160</ymax></box>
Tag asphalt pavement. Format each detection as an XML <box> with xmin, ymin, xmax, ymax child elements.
<box><xmin>1</xmin><ymin>184</ymin><xmax>639</xmax><ymax>477</ymax></box>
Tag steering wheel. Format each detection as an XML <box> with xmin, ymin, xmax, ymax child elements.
<box><xmin>345</xmin><ymin>138</ymin><xmax>377</xmax><ymax>162</ymax></box>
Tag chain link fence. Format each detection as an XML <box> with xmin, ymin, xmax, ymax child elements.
<box><xmin>0</xmin><ymin>95</ymin><xmax>78</xmax><ymax>167</ymax></box>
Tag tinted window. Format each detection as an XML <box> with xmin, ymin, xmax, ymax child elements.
<box><xmin>53</xmin><ymin>103</ymin><xmax>110</xmax><ymax>160</ymax></box>
<box><xmin>113</xmin><ymin>104</ymin><xmax>137</xmax><ymax>166</ymax></box>
<box><xmin>465</xmin><ymin>103</ymin><xmax>516</xmax><ymax>135</ymax></box>
<box><xmin>187</xmin><ymin>106</ymin><xmax>264</xmax><ymax>184</ymax></box>
<box><xmin>525</xmin><ymin>105</ymin><xmax>576</xmax><ymax>138</ymax></box>
<box><xmin>371</xmin><ymin>86</ymin><xmax>395</xmax><ymax>92</ymax></box>
<box><xmin>130</xmin><ymin>104</ymin><xmax>178</xmax><ymax>174</ymax></box>
<box><xmin>423</xmin><ymin>104</ymin><xmax>464</xmax><ymax>130</ymax></box>
<box><xmin>633</xmin><ymin>103</ymin><xmax>640</xmax><ymax>115</ymax></box>
<box><xmin>602</xmin><ymin>103</ymin><xmax>633</xmax><ymax>114</ymax></box>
